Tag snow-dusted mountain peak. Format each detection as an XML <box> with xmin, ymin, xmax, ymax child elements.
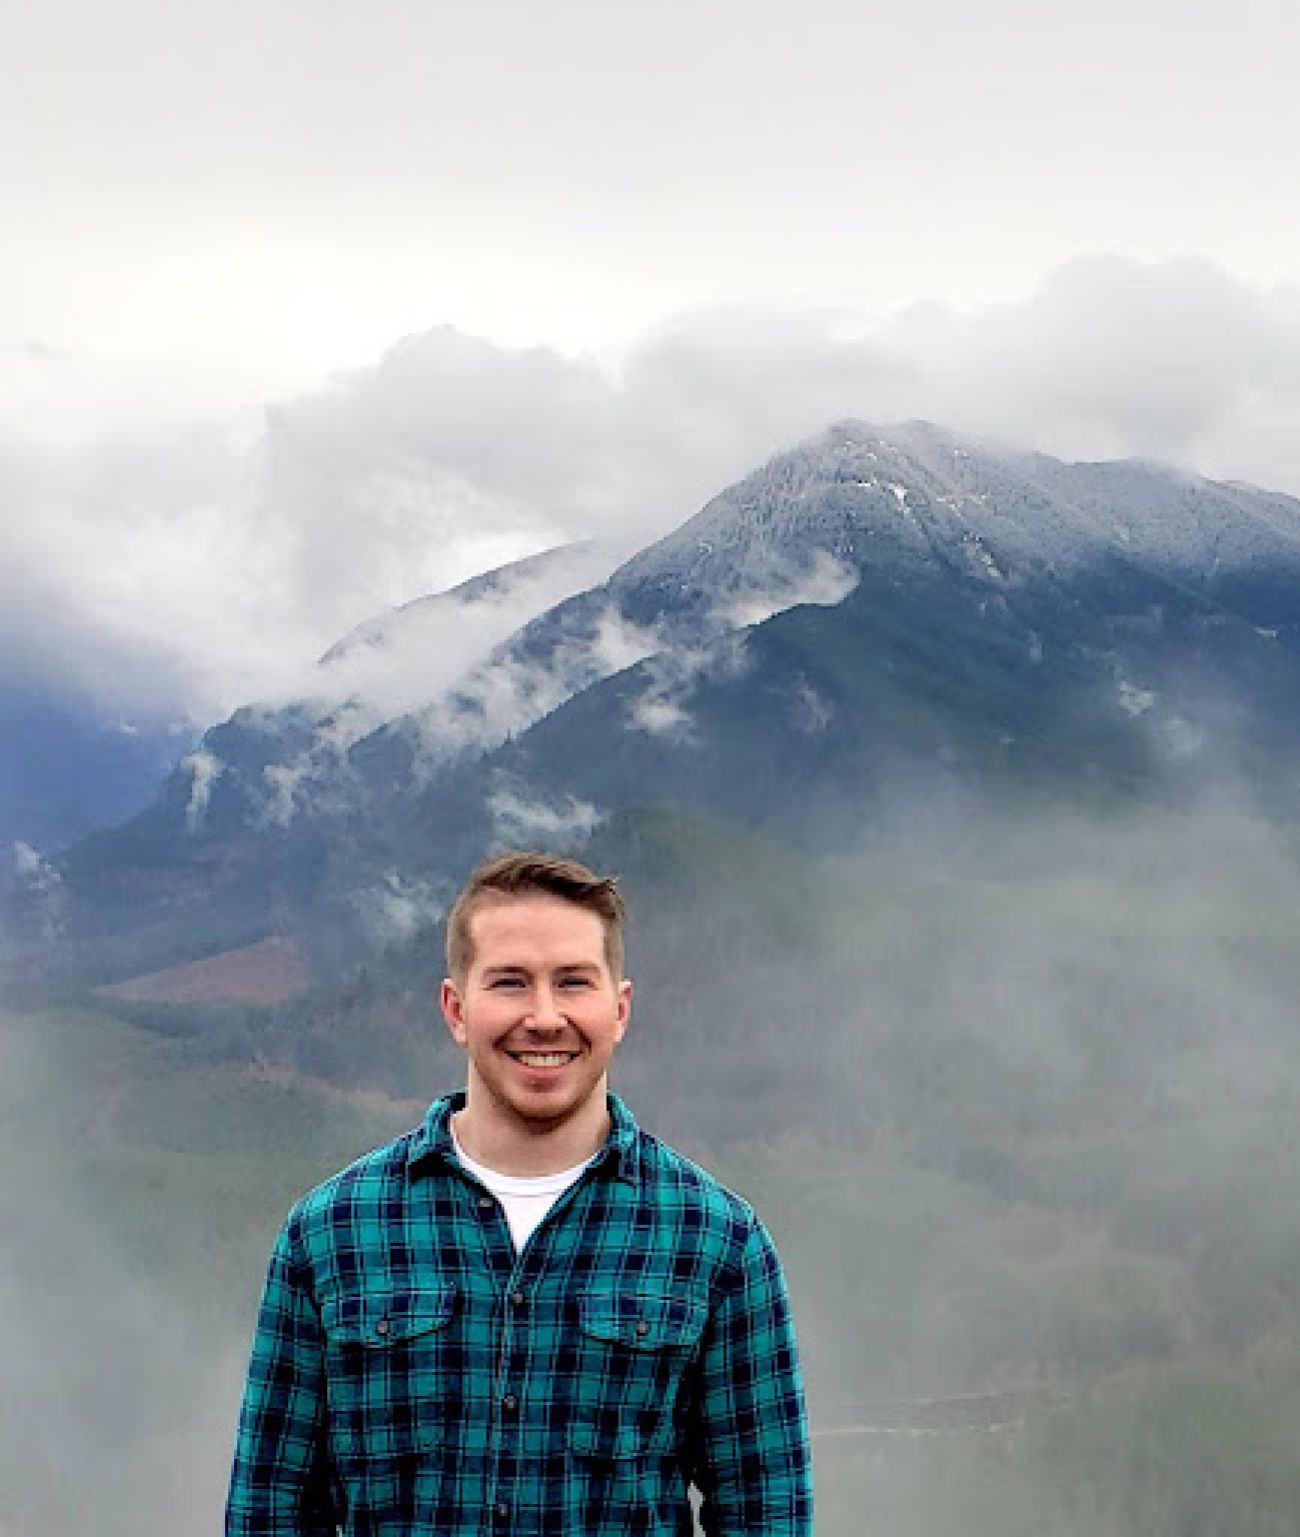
<box><xmin>611</xmin><ymin>419</ymin><xmax>1088</xmax><ymax>607</ymax></box>
<box><xmin>616</xmin><ymin>418</ymin><xmax>1300</xmax><ymax>617</ymax></box>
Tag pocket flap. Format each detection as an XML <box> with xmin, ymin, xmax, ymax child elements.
<box><xmin>324</xmin><ymin>1284</ymin><xmax>456</xmax><ymax>1346</ymax></box>
<box><xmin>578</xmin><ymin>1290</ymin><xmax>707</xmax><ymax>1350</ymax></box>
<box><xmin>568</xmin><ymin>1406</ymin><xmax>666</xmax><ymax>1460</ymax></box>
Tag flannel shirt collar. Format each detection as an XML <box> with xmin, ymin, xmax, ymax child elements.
<box><xmin>407</xmin><ymin>1089</ymin><xmax>641</xmax><ymax>1187</ymax></box>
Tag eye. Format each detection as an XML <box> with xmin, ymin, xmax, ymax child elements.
<box><xmin>559</xmin><ymin>975</ymin><xmax>595</xmax><ymax>989</ymax></box>
<box><xmin>488</xmin><ymin>976</ymin><xmax>525</xmax><ymax>990</ymax></box>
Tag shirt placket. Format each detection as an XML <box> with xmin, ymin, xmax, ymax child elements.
<box><xmin>469</xmin><ymin>1163</ymin><xmax>606</xmax><ymax>1534</ymax></box>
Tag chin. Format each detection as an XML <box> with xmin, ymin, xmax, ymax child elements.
<box><xmin>504</xmin><ymin>1080</ymin><xmax>601</xmax><ymax>1126</ymax></box>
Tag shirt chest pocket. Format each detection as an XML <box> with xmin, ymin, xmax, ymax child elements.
<box><xmin>322</xmin><ymin>1284</ymin><xmax>457</xmax><ymax>1460</ymax></box>
<box><xmin>569</xmin><ymin>1290</ymin><xmax>708</xmax><ymax>1459</ymax></box>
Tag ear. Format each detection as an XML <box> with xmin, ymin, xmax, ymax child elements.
<box><xmin>440</xmin><ymin>978</ymin><xmax>469</xmax><ymax>1047</ymax></box>
<box><xmin>613</xmin><ymin>978</ymin><xmax>633</xmax><ymax>1044</ymax></box>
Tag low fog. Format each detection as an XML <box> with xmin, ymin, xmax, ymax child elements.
<box><xmin>6</xmin><ymin>771</ymin><xmax>1300</xmax><ymax>1535</ymax></box>
<box><xmin>165</xmin><ymin>539</ymin><xmax>859</xmax><ymax>844</ymax></box>
<box><xmin>5</xmin><ymin>257</ymin><xmax>1300</xmax><ymax>726</ymax></box>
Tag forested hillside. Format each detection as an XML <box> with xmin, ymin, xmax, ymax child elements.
<box><xmin>12</xmin><ymin>793</ymin><xmax>1300</xmax><ymax>1535</ymax></box>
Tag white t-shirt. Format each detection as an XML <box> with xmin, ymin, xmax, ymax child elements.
<box><xmin>451</xmin><ymin>1122</ymin><xmax>595</xmax><ymax>1253</ymax></box>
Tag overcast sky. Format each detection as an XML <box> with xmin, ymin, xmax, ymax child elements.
<box><xmin>4</xmin><ymin>0</ymin><xmax>1300</xmax><ymax>721</ymax></box>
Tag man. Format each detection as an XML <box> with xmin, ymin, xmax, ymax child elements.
<box><xmin>227</xmin><ymin>851</ymin><xmax>812</xmax><ymax>1536</ymax></box>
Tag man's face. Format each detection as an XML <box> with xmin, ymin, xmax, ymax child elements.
<box><xmin>441</xmin><ymin>893</ymin><xmax>632</xmax><ymax>1135</ymax></box>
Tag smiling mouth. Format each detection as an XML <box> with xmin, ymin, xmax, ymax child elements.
<box><xmin>509</xmin><ymin>1051</ymin><xmax>579</xmax><ymax>1068</ymax></box>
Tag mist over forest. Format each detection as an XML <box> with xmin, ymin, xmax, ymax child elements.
<box><xmin>6</xmin><ymin>767</ymin><xmax>1300</xmax><ymax>1535</ymax></box>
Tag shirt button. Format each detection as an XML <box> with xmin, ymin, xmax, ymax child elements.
<box><xmin>375</xmin><ymin>1317</ymin><xmax>391</xmax><ymax>1337</ymax></box>
<box><xmin>478</xmin><ymin>1194</ymin><xmax>493</xmax><ymax>1209</ymax></box>
<box><xmin>510</xmin><ymin>1290</ymin><xmax>525</xmax><ymax>1307</ymax></box>
<box><xmin>494</xmin><ymin>1501</ymin><xmax>509</xmax><ymax>1520</ymax></box>
<box><xmin>502</xmin><ymin>1394</ymin><xmax>517</xmax><ymax>1411</ymax></box>
<box><xmin>635</xmin><ymin>1319</ymin><xmax>650</xmax><ymax>1337</ymax></box>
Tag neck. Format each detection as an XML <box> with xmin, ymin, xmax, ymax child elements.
<box><xmin>454</xmin><ymin>1082</ymin><xmax>612</xmax><ymax>1176</ymax></box>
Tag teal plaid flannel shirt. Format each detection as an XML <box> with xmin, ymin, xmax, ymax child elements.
<box><xmin>226</xmin><ymin>1092</ymin><xmax>812</xmax><ymax>1536</ymax></box>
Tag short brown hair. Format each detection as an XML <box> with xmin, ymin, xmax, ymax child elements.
<box><xmin>445</xmin><ymin>850</ymin><xmax>627</xmax><ymax>982</ymax></box>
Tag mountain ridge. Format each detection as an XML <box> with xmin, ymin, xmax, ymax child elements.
<box><xmin>14</xmin><ymin>418</ymin><xmax>1300</xmax><ymax>983</ymax></box>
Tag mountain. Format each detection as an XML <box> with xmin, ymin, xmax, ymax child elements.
<box><xmin>488</xmin><ymin>422</ymin><xmax>1300</xmax><ymax>821</ymax></box>
<box><xmin>0</xmin><ymin>687</ymin><xmax>192</xmax><ymax>856</ymax></box>
<box><xmin>19</xmin><ymin>419</ymin><xmax>1300</xmax><ymax>983</ymax></box>
<box><xmin>150</xmin><ymin>537</ymin><xmax>617</xmax><ymax>841</ymax></box>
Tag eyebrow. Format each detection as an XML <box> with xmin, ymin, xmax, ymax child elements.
<box><xmin>480</xmin><ymin>961</ymin><xmax>602</xmax><ymax>978</ymax></box>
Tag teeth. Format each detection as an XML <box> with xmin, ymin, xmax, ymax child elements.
<box><xmin>515</xmin><ymin>1052</ymin><xmax>573</xmax><ymax>1067</ymax></box>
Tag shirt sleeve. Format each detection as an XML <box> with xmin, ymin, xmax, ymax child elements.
<box><xmin>225</xmin><ymin>1216</ymin><xmax>338</xmax><ymax>1537</ymax></box>
<box><xmin>685</xmin><ymin>1218</ymin><xmax>814</xmax><ymax>1537</ymax></box>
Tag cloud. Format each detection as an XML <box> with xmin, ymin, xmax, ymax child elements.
<box><xmin>11</xmin><ymin>841</ymin><xmax>52</xmax><ymax>879</ymax></box>
<box><xmin>181</xmin><ymin>750</ymin><xmax>222</xmax><ymax>833</ymax></box>
<box><xmin>395</xmin><ymin>541</ymin><xmax>848</xmax><ymax>764</ymax></box>
<box><xmin>879</xmin><ymin>257</ymin><xmax>1300</xmax><ymax>481</ymax></box>
<box><xmin>621</xmin><ymin>260</ymin><xmax>1300</xmax><ymax>501</ymax></box>
<box><xmin>7</xmin><ymin>257</ymin><xmax>1300</xmax><ymax>731</ymax></box>
<box><xmin>627</xmin><ymin>693</ymin><xmax>694</xmax><ymax>739</ymax></box>
<box><xmin>236</xmin><ymin>544</ymin><xmax>619</xmax><ymax>828</ymax></box>
<box><xmin>351</xmin><ymin>870</ymin><xmax>447</xmax><ymax>951</ymax></box>
<box><xmin>624</xmin><ymin>632</ymin><xmax>751</xmax><ymax>742</ymax></box>
<box><xmin>789</xmin><ymin>680</ymin><xmax>833</xmax><ymax>734</ymax></box>
<box><xmin>225</xmin><ymin>540</ymin><xmax>858</xmax><ymax>828</ymax></box>
<box><xmin>0</xmin><ymin>418</ymin><xmax>277</xmax><ymax>719</ymax></box>
<box><xmin>211</xmin><ymin>595</ymin><xmax>665</xmax><ymax>835</ymax></box>
<box><xmin>618</xmin><ymin>550</ymin><xmax>856</xmax><ymax>741</ymax></box>
<box><xmin>486</xmin><ymin>779</ymin><xmax>605</xmax><ymax>848</ymax></box>
<box><xmin>716</xmin><ymin>550</ymin><xmax>859</xmax><ymax>630</ymax></box>
<box><xmin>399</xmin><ymin>605</ymin><xmax>664</xmax><ymax>782</ymax></box>
<box><xmin>3</xmin><ymin>841</ymin><xmax>66</xmax><ymax>949</ymax></box>
<box><xmin>256</xmin><ymin>760</ymin><xmax>310</xmax><ymax>831</ymax></box>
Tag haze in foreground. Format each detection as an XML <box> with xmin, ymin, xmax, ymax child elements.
<box><xmin>6</xmin><ymin>787</ymin><xmax>1300</xmax><ymax>1536</ymax></box>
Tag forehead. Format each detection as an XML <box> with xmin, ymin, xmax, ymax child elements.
<box><xmin>466</xmin><ymin>893</ymin><xmax>608</xmax><ymax>968</ymax></box>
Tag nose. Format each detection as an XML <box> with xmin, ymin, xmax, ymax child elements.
<box><xmin>524</xmin><ymin>984</ymin><xmax>565</xmax><ymax>1031</ymax></box>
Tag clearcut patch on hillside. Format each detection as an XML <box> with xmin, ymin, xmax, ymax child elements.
<box><xmin>95</xmin><ymin>936</ymin><xmax>309</xmax><ymax>1005</ymax></box>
